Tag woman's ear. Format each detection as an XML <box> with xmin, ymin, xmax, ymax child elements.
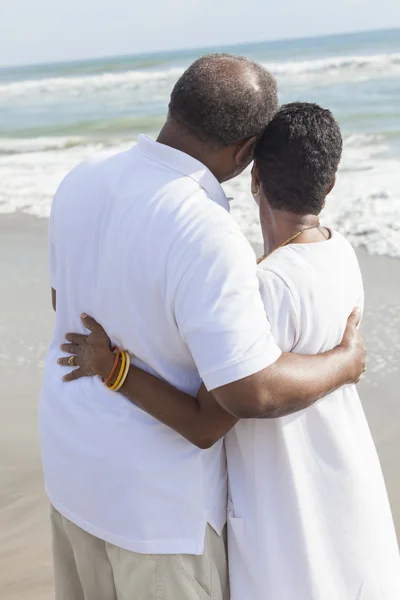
<box><xmin>327</xmin><ymin>176</ymin><xmax>336</xmax><ymax>196</ymax></box>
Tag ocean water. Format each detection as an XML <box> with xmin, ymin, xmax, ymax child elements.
<box><xmin>0</xmin><ymin>28</ymin><xmax>399</xmax><ymax>256</ymax></box>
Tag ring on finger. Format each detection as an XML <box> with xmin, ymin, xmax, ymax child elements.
<box><xmin>68</xmin><ymin>356</ymin><xmax>75</xmax><ymax>367</ymax></box>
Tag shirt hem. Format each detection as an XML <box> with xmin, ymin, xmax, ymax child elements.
<box><xmin>49</xmin><ymin>495</ymin><xmax>211</xmax><ymax>555</ymax></box>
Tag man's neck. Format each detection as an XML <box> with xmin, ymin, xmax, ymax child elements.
<box><xmin>157</xmin><ymin>121</ymin><xmax>223</xmax><ymax>182</ymax></box>
<box><xmin>260</xmin><ymin>205</ymin><xmax>321</xmax><ymax>256</ymax></box>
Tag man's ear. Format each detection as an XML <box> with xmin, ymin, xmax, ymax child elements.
<box><xmin>235</xmin><ymin>137</ymin><xmax>257</xmax><ymax>168</ymax></box>
<box><xmin>251</xmin><ymin>162</ymin><xmax>261</xmax><ymax>193</ymax></box>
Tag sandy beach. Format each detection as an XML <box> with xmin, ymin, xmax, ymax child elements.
<box><xmin>0</xmin><ymin>213</ymin><xmax>399</xmax><ymax>599</ymax></box>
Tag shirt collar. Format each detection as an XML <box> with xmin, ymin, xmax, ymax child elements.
<box><xmin>134</xmin><ymin>135</ymin><xmax>230</xmax><ymax>212</ymax></box>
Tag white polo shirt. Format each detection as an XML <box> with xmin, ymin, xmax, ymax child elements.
<box><xmin>40</xmin><ymin>135</ymin><xmax>281</xmax><ymax>554</ymax></box>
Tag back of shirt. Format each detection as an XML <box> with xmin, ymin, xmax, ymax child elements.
<box><xmin>40</xmin><ymin>137</ymin><xmax>281</xmax><ymax>555</ymax></box>
<box><xmin>258</xmin><ymin>230</ymin><xmax>364</xmax><ymax>355</ymax></box>
<box><xmin>226</xmin><ymin>231</ymin><xmax>400</xmax><ymax>600</ymax></box>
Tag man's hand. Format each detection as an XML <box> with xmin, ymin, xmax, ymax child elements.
<box><xmin>58</xmin><ymin>314</ymin><xmax>115</xmax><ymax>382</ymax></box>
<box><xmin>338</xmin><ymin>308</ymin><xmax>366</xmax><ymax>383</ymax></box>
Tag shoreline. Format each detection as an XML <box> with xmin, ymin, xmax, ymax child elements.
<box><xmin>0</xmin><ymin>213</ymin><xmax>399</xmax><ymax>599</ymax></box>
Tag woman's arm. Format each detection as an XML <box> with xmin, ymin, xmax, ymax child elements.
<box><xmin>118</xmin><ymin>372</ymin><xmax>238</xmax><ymax>449</ymax></box>
<box><xmin>60</xmin><ymin>308</ymin><xmax>365</xmax><ymax>433</ymax></box>
<box><xmin>58</xmin><ymin>315</ymin><xmax>237</xmax><ymax>449</ymax></box>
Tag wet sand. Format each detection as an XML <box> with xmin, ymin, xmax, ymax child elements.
<box><xmin>0</xmin><ymin>214</ymin><xmax>399</xmax><ymax>599</ymax></box>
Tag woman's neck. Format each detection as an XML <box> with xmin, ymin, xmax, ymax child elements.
<box><xmin>260</xmin><ymin>205</ymin><xmax>322</xmax><ymax>256</ymax></box>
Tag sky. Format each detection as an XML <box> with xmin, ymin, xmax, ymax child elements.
<box><xmin>1</xmin><ymin>0</ymin><xmax>400</xmax><ymax>68</ymax></box>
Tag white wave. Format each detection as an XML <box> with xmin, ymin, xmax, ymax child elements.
<box><xmin>1</xmin><ymin>53</ymin><xmax>399</xmax><ymax>101</ymax></box>
<box><xmin>0</xmin><ymin>136</ymin><xmax>399</xmax><ymax>258</ymax></box>
<box><xmin>0</xmin><ymin>141</ymin><xmax>132</xmax><ymax>218</ymax></box>
<box><xmin>0</xmin><ymin>67</ymin><xmax>184</xmax><ymax>101</ymax></box>
<box><xmin>344</xmin><ymin>133</ymin><xmax>386</xmax><ymax>148</ymax></box>
<box><xmin>340</xmin><ymin>134</ymin><xmax>390</xmax><ymax>171</ymax></box>
<box><xmin>225</xmin><ymin>134</ymin><xmax>400</xmax><ymax>258</ymax></box>
<box><xmin>0</xmin><ymin>136</ymin><xmax>87</xmax><ymax>155</ymax></box>
<box><xmin>267</xmin><ymin>52</ymin><xmax>400</xmax><ymax>76</ymax></box>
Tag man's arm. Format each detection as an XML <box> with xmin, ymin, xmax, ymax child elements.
<box><xmin>173</xmin><ymin>232</ymin><xmax>365</xmax><ymax>419</ymax></box>
<box><xmin>212</xmin><ymin>266</ymin><xmax>365</xmax><ymax>419</ymax></box>
<box><xmin>118</xmin><ymin>310</ymin><xmax>364</xmax><ymax>425</ymax></box>
<box><xmin>211</xmin><ymin>317</ymin><xmax>363</xmax><ymax>419</ymax></box>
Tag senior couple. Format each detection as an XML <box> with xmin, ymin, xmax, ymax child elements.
<box><xmin>40</xmin><ymin>54</ymin><xmax>400</xmax><ymax>599</ymax></box>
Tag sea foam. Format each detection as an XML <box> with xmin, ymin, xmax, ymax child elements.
<box><xmin>0</xmin><ymin>135</ymin><xmax>398</xmax><ymax>257</ymax></box>
<box><xmin>1</xmin><ymin>53</ymin><xmax>399</xmax><ymax>102</ymax></box>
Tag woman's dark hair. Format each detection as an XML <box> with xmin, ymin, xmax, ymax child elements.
<box><xmin>255</xmin><ymin>102</ymin><xmax>343</xmax><ymax>215</ymax></box>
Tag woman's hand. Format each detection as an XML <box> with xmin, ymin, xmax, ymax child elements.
<box><xmin>58</xmin><ymin>314</ymin><xmax>115</xmax><ymax>382</ymax></box>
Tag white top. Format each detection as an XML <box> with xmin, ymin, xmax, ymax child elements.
<box><xmin>227</xmin><ymin>230</ymin><xmax>400</xmax><ymax>600</ymax></box>
<box><xmin>40</xmin><ymin>135</ymin><xmax>282</xmax><ymax>555</ymax></box>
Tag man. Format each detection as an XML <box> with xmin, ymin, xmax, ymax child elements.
<box><xmin>41</xmin><ymin>55</ymin><xmax>365</xmax><ymax>600</ymax></box>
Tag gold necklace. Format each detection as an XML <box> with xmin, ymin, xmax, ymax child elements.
<box><xmin>257</xmin><ymin>224</ymin><xmax>323</xmax><ymax>265</ymax></box>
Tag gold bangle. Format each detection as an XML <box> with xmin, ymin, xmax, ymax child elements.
<box><xmin>103</xmin><ymin>347</ymin><xmax>120</xmax><ymax>386</ymax></box>
<box><xmin>114</xmin><ymin>351</ymin><xmax>130</xmax><ymax>392</ymax></box>
<box><xmin>109</xmin><ymin>350</ymin><xmax>126</xmax><ymax>391</ymax></box>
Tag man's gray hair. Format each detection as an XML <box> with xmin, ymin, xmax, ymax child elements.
<box><xmin>168</xmin><ymin>53</ymin><xmax>278</xmax><ymax>148</ymax></box>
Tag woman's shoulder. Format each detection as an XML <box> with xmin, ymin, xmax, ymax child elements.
<box><xmin>257</xmin><ymin>228</ymin><xmax>363</xmax><ymax>312</ymax></box>
<box><xmin>259</xmin><ymin>229</ymin><xmax>359</xmax><ymax>277</ymax></box>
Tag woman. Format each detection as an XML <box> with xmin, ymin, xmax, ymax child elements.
<box><xmin>60</xmin><ymin>103</ymin><xmax>400</xmax><ymax>599</ymax></box>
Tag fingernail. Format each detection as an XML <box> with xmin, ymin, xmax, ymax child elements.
<box><xmin>57</xmin><ymin>359</ymin><xmax>61</xmax><ymax>364</ymax></box>
<box><xmin>81</xmin><ymin>313</ymin><xmax>88</xmax><ymax>319</ymax></box>
<box><xmin>62</xmin><ymin>376</ymin><xmax>67</xmax><ymax>381</ymax></box>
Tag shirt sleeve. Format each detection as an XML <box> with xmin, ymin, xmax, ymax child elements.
<box><xmin>174</xmin><ymin>232</ymin><xmax>282</xmax><ymax>391</ymax></box>
<box><xmin>257</xmin><ymin>268</ymin><xmax>299</xmax><ymax>353</ymax></box>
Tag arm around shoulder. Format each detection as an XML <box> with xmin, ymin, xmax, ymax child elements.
<box><xmin>211</xmin><ymin>308</ymin><xmax>366</xmax><ymax>419</ymax></box>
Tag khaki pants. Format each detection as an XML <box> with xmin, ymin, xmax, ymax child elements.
<box><xmin>51</xmin><ymin>506</ymin><xmax>229</xmax><ymax>600</ymax></box>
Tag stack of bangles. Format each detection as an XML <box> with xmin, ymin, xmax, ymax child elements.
<box><xmin>103</xmin><ymin>347</ymin><xmax>131</xmax><ymax>392</ymax></box>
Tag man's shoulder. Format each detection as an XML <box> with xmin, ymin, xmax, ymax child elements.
<box><xmin>182</xmin><ymin>195</ymin><xmax>249</xmax><ymax>247</ymax></box>
<box><xmin>154</xmin><ymin>179</ymin><xmax>245</xmax><ymax>252</ymax></box>
<box><xmin>58</xmin><ymin>148</ymin><xmax>132</xmax><ymax>190</ymax></box>
<box><xmin>50</xmin><ymin>148</ymin><xmax>134</xmax><ymax>221</ymax></box>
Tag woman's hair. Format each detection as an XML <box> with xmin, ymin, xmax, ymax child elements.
<box><xmin>254</xmin><ymin>102</ymin><xmax>343</xmax><ymax>215</ymax></box>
